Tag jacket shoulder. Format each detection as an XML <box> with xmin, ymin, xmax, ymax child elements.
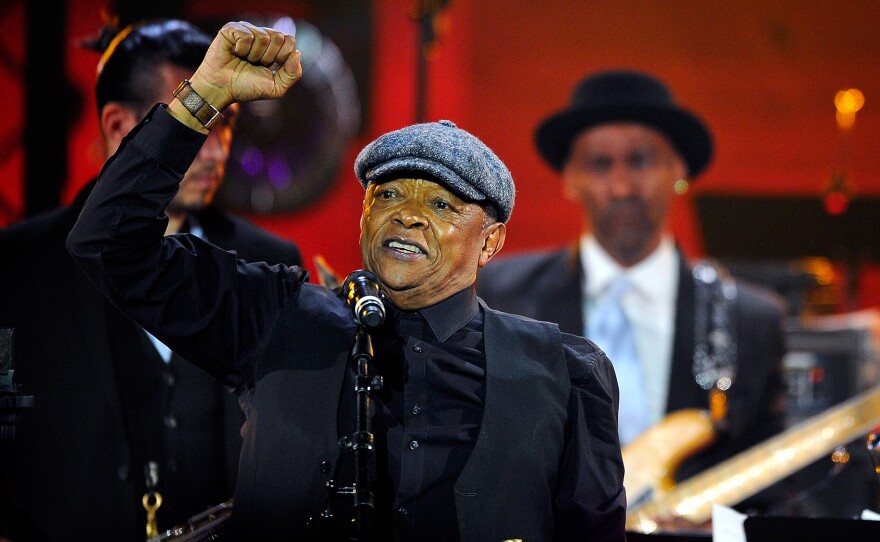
<box><xmin>478</xmin><ymin>248</ymin><xmax>573</xmax><ymax>292</ymax></box>
<box><xmin>735</xmin><ymin>280</ymin><xmax>788</xmax><ymax>320</ymax></box>
<box><xmin>0</xmin><ymin>206</ymin><xmax>79</xmax><ymax>257</ymax></box>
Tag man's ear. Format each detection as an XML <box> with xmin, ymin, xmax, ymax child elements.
<box><xmin>100</xmin><ymin>102</ymin><xmax>139</xmax><ymax>157</ymax></box>
<box><xmin>478</xmin><ymin>222</ymin><xmax>506</xmax><ymax>267</ymax></box>
<box><xmin>561</xmin><ymin>169</ymin><xmax>581</xmax><ymax>203</ymax></box>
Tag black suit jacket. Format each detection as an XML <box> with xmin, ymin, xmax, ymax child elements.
<box><xmin>0</xmin><ymin>181</ymin><xmax>301</xmax><ymax>541</ymax></box>
<box><xmin>477</xmin><ymin>245</ymin><xmax>788</xmax><ymax>481</ymax></box>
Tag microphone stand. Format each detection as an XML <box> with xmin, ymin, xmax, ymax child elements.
<box><xmin>322</xmin><ymin>327</ymin><xmax>383</xmax><ymax>540</ymax></box>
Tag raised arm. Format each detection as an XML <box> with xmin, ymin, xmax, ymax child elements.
<box><xmin>67</xmin><ymin>22</ymin><xmax>304</xmax><ymax>385</ymax></box>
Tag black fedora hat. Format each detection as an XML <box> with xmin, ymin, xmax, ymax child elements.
<box><xmin>535</xmin><ymin>70</ymin><xmax>713</xmax><ymax>177</ymax></box>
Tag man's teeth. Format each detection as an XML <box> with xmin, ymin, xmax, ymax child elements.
<box><xmin>388</xmin><ymin>241</ymin><xmax>424</xmax><ymax>254</ymax></box>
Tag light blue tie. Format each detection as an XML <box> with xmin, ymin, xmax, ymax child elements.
<box><xmin>588</xmin><ymin>277</ymin><xmax>650</xmax><ymax>445</ymax></box>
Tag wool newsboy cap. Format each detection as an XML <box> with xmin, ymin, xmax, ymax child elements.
<box><xmin>354</xmin><ymin>120</ymin><xmax>515</xmax><ymax>223</ymax></box>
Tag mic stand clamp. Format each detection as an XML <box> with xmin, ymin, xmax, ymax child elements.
<box><xmin>1</xmin><ymin>328</ymin><xmax>34</xmax><ymax>442</ymax></box>
<box><xmin>322</xmin><ymin>328</ymin><xmax>383</xmax><ymax>540</ymax></box>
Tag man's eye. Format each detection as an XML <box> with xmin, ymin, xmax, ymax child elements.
<box><xmin>433</xmin><ymin>200</ymin><xmax>450</xmax><ymax>210</ymax></box>
<box><xmin>379</xmin><ymin>190</ymin><xmax>395</xmax><ymax>199</ymax></box>
<box><xmin>627</xmin><ymin>151</ymin><xmax>655</xmax><ymax>170</ymax></box>
<box><xmin>585</xmin><ymin>156</ymin><xmax>612</xmax><ymax>174</ymax></box>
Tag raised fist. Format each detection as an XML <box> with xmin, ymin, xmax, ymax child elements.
<box><xmin>189</xmin><ymin>21</ymin><xmax>303</xmax><ymax>112</ymax></box>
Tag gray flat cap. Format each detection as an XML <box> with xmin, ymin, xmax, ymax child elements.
<box><xmin>354</xmin><ymin>120</ymin><xmax>515</xmax><ymax>223</ymax></box>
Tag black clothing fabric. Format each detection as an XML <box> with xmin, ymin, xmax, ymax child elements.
<box><xmin>0</xmin><ymin>169</ymin><xmax>301</xmax><ymax>540</ymax></box>
<box><xmin>67</xmin><ymin>105</ymin><xmax>627</xmax><ymax>541</ymax></box>
<box><xmin>338</xmin><ymin>288</ymin><xmax>486</xmax><ymax>541</ymax></box>
<box><xmin>477</xmin><ymin>247</ymin><xmax>788</xmax><ymax>490</ymax></box>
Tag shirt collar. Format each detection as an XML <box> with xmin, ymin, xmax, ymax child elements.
<box><xmin>183</xmin><ymin>215</ymin><xmax>205</xmax><ymax>240</ymax></box>
<box><xmin>169</xmin><ymin>214</ymin><xmax>206</xmax><ymax>240</ymax></box>
<box><xmin>581</xmin><ymin>234</ymin><xmax>677</xmax><ymax>304</ymax></box>
<box><xmin>388</xmin><ymin>286</ymin><xmax>480</xmax><ymax>343</ymax></box>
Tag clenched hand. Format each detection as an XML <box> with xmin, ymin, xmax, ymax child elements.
<box><xmin>170</xmin><ymin>21</ymin><xmax>303</xmax><ymax>132</ymax></box>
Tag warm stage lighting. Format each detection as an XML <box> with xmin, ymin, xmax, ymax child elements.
<box><xmin>834</xmin><ymin>88</ymin><xmax>864</xmax><ymax>129</ymax></box>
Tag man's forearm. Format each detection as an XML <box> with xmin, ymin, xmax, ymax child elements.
<box><xmin>67</xmin><ymin>104</ymin><xmax>207</xmax><ymax>297</ymax></box>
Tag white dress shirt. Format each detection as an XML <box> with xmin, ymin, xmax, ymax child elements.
<box><xmin>580</xmin><ymin>235</ymin><xmax>679</xmax><ymax>427</ymax></box>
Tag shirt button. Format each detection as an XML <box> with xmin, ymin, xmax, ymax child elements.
<box><xmin>397</xmin><ymin>506</ymin><xmax>411</xmax><ymax>516</ymax></box>
<box><xmin>411</xmin><ymin>404</ymin><xmax>422</xmax><ymax>415</ymax></box>
<box><xmin>164</xmin><ymin>415</ymin><xmax>178</xmax><ymax>429</ymax></box>
<box><xmin>320</xmin><ymin>461</ymin><xmax>332</xmax><ymax>474</ymax></box>
<box><xmin>163</xmin><ymin>372</ymin><xmax>175</xmax><ymax>386</ymax></box>
<box><xmin>413</xmin><ymin>345</ymin><xmax>423</xmax><ymax>353</ymax></box>
<box><xmin>409</xmin><ymin>440</ymin><xmax>419</xmax><ymax>450</ymax></box>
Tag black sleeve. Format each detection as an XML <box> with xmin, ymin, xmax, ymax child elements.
<box><xmin>554</xmin><ymin>334</ymin><xmax>628</xmax><ymax>542</ymax></box>
<box><xmin>67</xmin><ymin>105</ymin><xmax>307</xmax><ymax>387</ymax></box>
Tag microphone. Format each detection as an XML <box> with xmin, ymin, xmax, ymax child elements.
<box><xmin>342</xmin><ymin>270</ymin><xmax>386</xmax><ymax>329</ymax></box>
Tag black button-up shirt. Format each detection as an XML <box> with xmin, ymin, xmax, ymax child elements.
<box><xmin>336</xmin><ymin>288</ymin><xmax>485</xmax><ymax>541</ymax></box>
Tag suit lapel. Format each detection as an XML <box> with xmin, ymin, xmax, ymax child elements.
<box><xmin>548</xmin><ymin>245</ymin><xmax>584</xmax><ymax>336</ymax></box>
<box><xmin>665</xmin><ymin>253</ymin><xmax>703</xmax><ymax>412</ymax></box>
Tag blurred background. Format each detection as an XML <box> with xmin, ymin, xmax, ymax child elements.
<box><xmin>0</xmin><ymin>0</ymin><xmax>879</xmax><ymax>331</ymax></box>
<box><xmin>2</xmin><ymin>0</ymin><xmax>879</xmax><ymax>314</ymax></box>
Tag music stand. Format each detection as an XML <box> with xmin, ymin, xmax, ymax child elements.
<box><xmin>743</xmin><ymin>515</ymin><xmax>880</xmax><ymax>541</ymax></box>
<box><xmin>625</xmin><ymin>532</ymin><xmax>710</xmax><ymax>542</ymax></box>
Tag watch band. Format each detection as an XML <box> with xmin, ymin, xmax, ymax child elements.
<box><xmin>173</xmin><ymin>79</ymin><xmax>224</xmax><ymax>129</ymax></box>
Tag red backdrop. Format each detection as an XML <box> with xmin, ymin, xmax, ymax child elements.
<box><xmin>2</xmin><ymin>0</ymin><xmax>879</xmax><ymax>308</ymax></box>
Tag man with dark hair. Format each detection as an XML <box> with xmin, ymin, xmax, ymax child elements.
<box><xmin>67</xmin><ymin>21</ymin><xmax>627</xmax><ymax>541</ymax></box>
<box><xmin>0</xmin><ymin>19</ymin><xmax>301</xmax><ymax>540</ymax></box>
<box><xmin>93</xmin><ymin>19</ymin><xmax>248</xmax><ymax>235</ymax></box>
<box><xmin>95</xmin><ymin>19</ymin><xmax>212</xmax><ymax>116</ymax></box>
<box><xmin>477</xmin><ymin>71</ymin><xmax>788</xmax><ymax>529</ymax></box>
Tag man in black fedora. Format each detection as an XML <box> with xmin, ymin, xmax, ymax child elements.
<box><xmin>478</xmin><ymin>70</ymin><xmax>788</xmax><ymax>527</ymax></box>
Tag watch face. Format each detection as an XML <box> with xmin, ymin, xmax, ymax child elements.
<box><xmin>178</xmin><ymin>85</ymin><xmax>204</xmax><ymax>111</ymax></box>
<box><xmin>215</xmin><ymin>17</ymin><xmax>362</xmax><ymax>214</ymax></box>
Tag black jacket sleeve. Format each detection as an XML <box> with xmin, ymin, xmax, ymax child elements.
<box><xmin>554</xmin><ymin>333</ymin><xmax>628</xmax><ymax>541</ymax></box>
<box><xmin>67</xmin><ymin>105</ymin><xmax>306</xmax><ymax>388</ymax></box>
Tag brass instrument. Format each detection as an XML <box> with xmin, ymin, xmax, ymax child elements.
<box><xmin>148</xmin><ymin>499</ymin><xmax>233</xmax><ymax>542</ymax></box>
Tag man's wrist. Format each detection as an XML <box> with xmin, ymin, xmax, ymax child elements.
<box><xmin>168</xmin><ymin>98</ymin><xmax>210</xmax><ymax>135</ymax></box>
<box><xmin>187</xmin><ymin>75</ymin><xmax>234</xmax><ymax>113</ymax></box>
<box><xmin>173</xmin><ymin>80</ymin><xmax>224</xmax><ymax>128</ymax></box>
<box><xmin>168</xmin><ymin>76</ymin><xmax>233</xmax><ymax>134</ymax></box>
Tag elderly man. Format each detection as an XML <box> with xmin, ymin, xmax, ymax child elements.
<box><xmin>478</xmin><ymin>71</ymin><xmax>787</xmax><ymax>524</ymax></box>
<box><xmin>67</xmin><ymin>22</ymin><xmax>626</xmax><ymax>541</ymax></box>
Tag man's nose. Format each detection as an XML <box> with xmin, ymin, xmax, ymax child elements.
<box><xmin>393</xmin><ymin>203</ymin><xmax>428</xmax><ymax>228</ymax></box>
<box><xmin>608</xmin><ymin>163</ymin><xmax>638</xmax><ymax>197</ymax></box>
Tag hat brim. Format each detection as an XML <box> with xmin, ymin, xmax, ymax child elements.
<box><xmin>364</xmin><ymin>157</ymin><xmax>489</xmax><ymax>203</ymax></box>
<box><xmin>535</xmin><ymin>105</ymin><xmax>713</xmax><ymax>177</ymax></box>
